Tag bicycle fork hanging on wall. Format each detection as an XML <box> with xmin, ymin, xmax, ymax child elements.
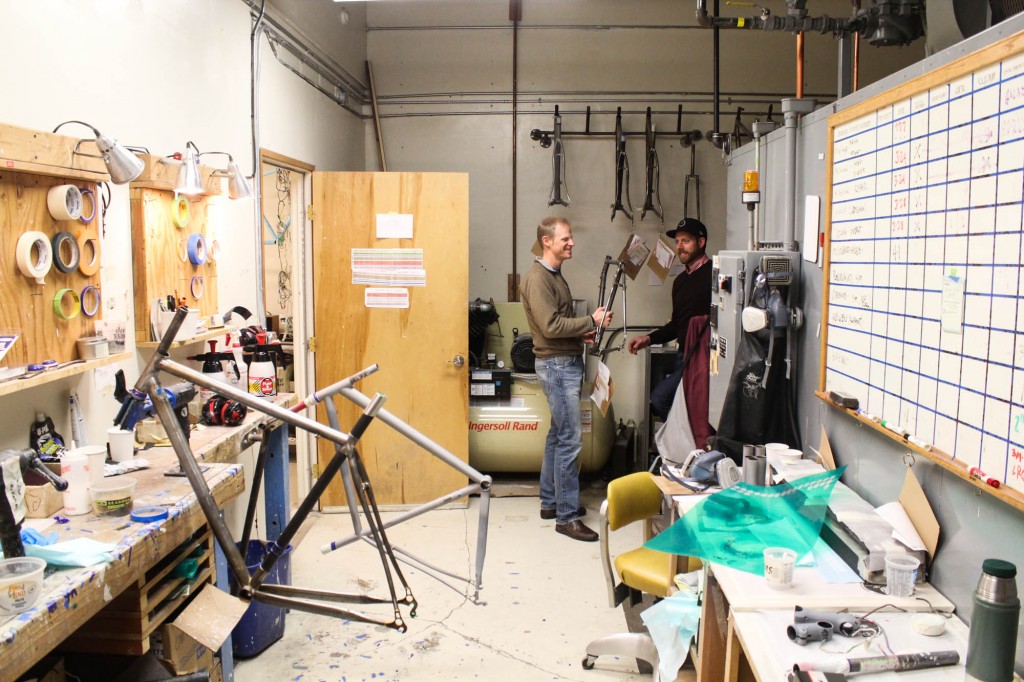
<box><xmin>589</xmin><ymin>256</ymin><xmax>627</xmax><ymax>359</ymax></box>
<box><xmin>548</xmin><ymin>106</ymin><xmax>570</xmax><ymax>207</ymax></box>
<box><xmin>610</xmin><ymin>108</ymin><xmax>633</xmax><ymax>222</ymax></box>
<box><xmin>640</xmin><ymin>107</ymin><xmax>662</xmax><ymax>221</ymax></box>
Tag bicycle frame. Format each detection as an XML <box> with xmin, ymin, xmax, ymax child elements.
<box><xmin>123</xmin><ymin>308</ymin><xmax>493</xmax><ymax>631</ymax></box>
<box><xmin>589</xmin><ymin>256</ymin><xmax>627</xmax><ymax>359</ymax></box>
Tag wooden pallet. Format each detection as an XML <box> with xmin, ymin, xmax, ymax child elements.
<box><xmin>61</xmin><ymin>527</ymin><xmax>216</xmax><ymax>655</ymax></box>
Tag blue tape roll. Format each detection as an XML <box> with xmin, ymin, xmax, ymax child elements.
<box><xmin>187</xmin><ymin>233</ymin><xmax>207</xmax><ymax>265</ymax></box>
<box><xmin>130</xmin><ymin>506</ymin><xmax>169</xmax><ymax>523</ymax></box>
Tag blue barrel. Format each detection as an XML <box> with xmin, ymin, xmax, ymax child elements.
<box><xmin>230</xmin><ymin>540</ymin><xmax>292</xmax><ymax>658</ymax></box>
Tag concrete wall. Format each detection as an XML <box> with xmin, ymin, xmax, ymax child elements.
<box><xmin>727</xmin><ymin>15</ymin><xmax>1024</xmax><ymax>669</ymax></box>
<box><xmin>365</xmin><ymin>0</ymin><xmax>923</xmax><ymax>426</ymax></box>
<box><xmin>0</xmin><ymin>0</ymin><xmax>363</xmax><ymax>493</ymax></box>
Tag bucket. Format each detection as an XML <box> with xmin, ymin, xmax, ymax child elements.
<box><xmin>230</xmin><ymin>540</ymin><xmax>292</xmax><ymax>658</ymax></box>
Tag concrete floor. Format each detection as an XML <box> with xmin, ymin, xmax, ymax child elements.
<box><xmin>233</xmin><ymin>481</ymin><xmax>697</xmax><ymax>682</ymax></box>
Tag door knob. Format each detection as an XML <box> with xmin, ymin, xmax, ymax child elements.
<box><xmin>451</xmin><ymin>354</ymin><xmax>465</xmax><ymax>368</ymax></box>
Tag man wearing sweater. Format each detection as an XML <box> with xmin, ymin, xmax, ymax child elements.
<box><xmin>520</xmin><ymin>216</ymin><xmax>612</xmax><ymax>542</ymax></box>
<box><xmin>628</xmin><ymin>217</ymin><xmax>713</xmax><ymax>419</ymax></box>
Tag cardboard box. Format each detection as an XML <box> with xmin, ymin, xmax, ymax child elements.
<box><xmin>151</xmin><ymin>584</ymin><xmax>247</xmax><ymax>675</ymax></box>
<box><xmin>24</xmin><ymin>462</ymin><xmax>64</xmax><ymax>518</ymax></box>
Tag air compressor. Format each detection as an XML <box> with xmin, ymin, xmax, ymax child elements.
<box><xmin>467</xmin><ymin>302</ymin><xmax>614</xmax><ymax>474</ymax></box>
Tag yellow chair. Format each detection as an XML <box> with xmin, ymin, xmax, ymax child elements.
<box><xmin>582</xmin><ymin>471</ymin><xmax>678</xmax><ymax>678</ymax></box>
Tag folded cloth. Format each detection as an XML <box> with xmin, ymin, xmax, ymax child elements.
<box><xmin>25</xmin><ymin>538</ymin><xmax>115</xmax><ymax>567</ymax></box>
<box><xmin>640</xmin><ymin>590</ymin><xmax>701</xmax><ymax>682</ymax></box>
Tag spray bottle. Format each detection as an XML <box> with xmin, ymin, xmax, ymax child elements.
<box><xmin>248</xmin><ymin>332</ymin><xmax>277</xmax><ymax>399</ymax></box>
<box><xmin>199</xmin><ymin>340</ymin><xmax>227</xmax><ymax>403</ymax></box>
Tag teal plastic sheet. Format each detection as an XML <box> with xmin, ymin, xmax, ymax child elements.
<box><xmin>645</xmin><ymin>467</ymin><xmax>845</xmax><ymax>575</ymax></box>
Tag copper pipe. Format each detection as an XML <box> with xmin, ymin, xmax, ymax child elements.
<box><xmin>853</xmin><ymin>32</ymin><xmax>860</xmax><ymax>91</ymax></box>
<box><xmin>796</xmin><ymin>31</ymin><xmax>805</xmax><ymax>99</ymax></box>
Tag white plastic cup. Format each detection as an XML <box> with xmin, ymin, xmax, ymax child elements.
<box><xmin>107</xmin><ymin>427</ymin><xmax>135</xmax><ymax>463</ymax></box>
<box><xmin>763</xmin><ymin>547</ymin><xmax>797</xmax><ymax>590</ymax></box>
<box><xmin>779</xmin><ymin>448</ymin><xmax>803</xmax><ymax>465</ymax></box>
<box><xmin>60</xmin><ymin>453</ymin><xmax>91</xmax><ymax>516</ymax></box>
<box><xmin>764</xmin><ymin>442</ymin><xmax>789</xmax><ymax>455</ymax></box>
<box><xmin>884</xmin><ymin>554</ymin><xmax>920</xmax><ymax>598</ymax></box>
<box><xmin>70</xmin><ymin>445</ymin><xmax>106</xmax><ymax>483</ymax></box>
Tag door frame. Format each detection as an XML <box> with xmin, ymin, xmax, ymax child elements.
<box><xmin>260</xmin><ymin>148</ymin><xmax>315</xmax><ymax>504</ymax></box>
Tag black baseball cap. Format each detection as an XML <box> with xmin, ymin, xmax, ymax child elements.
<box><xmin>666</xmin><ymin>217</ymin><xmax>707</xmax><ymax>240</ymax></box>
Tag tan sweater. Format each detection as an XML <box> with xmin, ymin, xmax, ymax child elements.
<box><xmin>520</xmin><ymin>260</ymin><xmax>594</xmax><ymax>358</ymax></box>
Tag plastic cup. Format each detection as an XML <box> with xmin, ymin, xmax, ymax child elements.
<box><xmin>70</xmin><ymin>445</ymin><xmax>106</xmax><ymax>483</ymax></box>
<box><xmin>107</xmin><ymin>427</ymin><xmax>135</xmax><ymax>463</ymax></box>
<box><xmin>779</xmin><ymin>448</ymin><xmax>803</xmax><ymax>465</ymax></box>
<box><xmin>764</xmin><ymin>547</ymin><xmax>797</xmax><ymax>589</ymax></box>
<box><xmin>884</xmin><ymin>555</ymin><xmax>920</xmax><ymax>598</ymax></box>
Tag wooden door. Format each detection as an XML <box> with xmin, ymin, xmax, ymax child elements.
<box><xmin>311</xmin><ymin>172</ymin><xmax>468</xmax><ymax>507</ymax></box>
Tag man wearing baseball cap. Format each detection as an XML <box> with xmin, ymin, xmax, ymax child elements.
<box><xmin>628</xmin><ymin>217</ymin><xmax>713</xmax><ymax>420</ymax></box>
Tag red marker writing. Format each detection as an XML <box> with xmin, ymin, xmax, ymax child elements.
<box><xmin>969</xmin><ymin>467</ymin><xmax>1001</xmax><ymax>488</ymax></box>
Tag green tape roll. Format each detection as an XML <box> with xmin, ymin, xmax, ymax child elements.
<box><xmin>53</xmin><ymin>287</ymin><xmax>81</xmax><ymax>321</ymax></box>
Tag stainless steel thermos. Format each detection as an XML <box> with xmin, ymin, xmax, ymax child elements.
<box><xmin>965</xmin><ymin>558</ymin><xmax>1019</xmax><ymax>682</ymax></box>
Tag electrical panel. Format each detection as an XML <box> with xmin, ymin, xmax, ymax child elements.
<box><xmin>709</xmin><ymin>250</ymin><xmax>801</xmax><ymax>427</ymax></box>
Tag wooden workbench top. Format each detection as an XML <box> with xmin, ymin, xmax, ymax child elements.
<box><xmin>0</xmin><ymin>395</ymin><xmax>296</xmax><ymax>682</ymax></box>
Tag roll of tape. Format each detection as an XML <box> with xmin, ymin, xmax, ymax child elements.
<box><xmin>171</xmin><ymin>196</ymin><xmax>191</xmax><ymax>229</ymax></box>
<box><xmin>177</xmin><ymin>238</ymin><xmax>189</xmax><ymax>263</ymax></box>
<box><xmin>16</xmin><ymin>231</ymin><xmax>52</xmax><ymax>284</ymax></box>
<box><xmin>208</xmin><ymin>239</ymin><xmax>221</xmax><ymax>263</ymax></box>
<box><xmin>53</xmin><ymin>288</ymin><xmax>81</xmax><ymax>321</ymax></box>
<box><xmin>187</xmin><ymin>233</ymin><xmax>207</xmax><ymax>265</ymax></box>
<box><xmin>81</xmin><ymin>285</ymin><xmax>101</xmax><ymax>317</ymax></box>
<box><xmin>47</xmin><ymin>184</ymin><xmax>83</xmax><ymax>221</ymax></box>
<box><xmin>79</xmin><ymin>188</ymin><xmax>97</xmax><ymax>224</ymax></box>
<box><xmin>130</xmin><ymin>506</ymin><xmax>169</xmax><ymax>523</ymax></box>
<box><xmin>52</xmin><ymin>231</ymin><xmax>81</xmax><ymax>273</ymax></box>
<box><xmin>77</xmin><ymin>233</ymin><xmax>100</xmax><ymax>276</ymax></box>
<box><xmin>190</xmin><ymin>275</ymin><xmax>204</xmax><ymax>300</ymax></box>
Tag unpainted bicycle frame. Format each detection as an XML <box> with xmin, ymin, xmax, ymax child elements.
<box><xmin>124</xmin><ymin>308</ymin><xmax>492</xmax><ymax>632</ymax></box>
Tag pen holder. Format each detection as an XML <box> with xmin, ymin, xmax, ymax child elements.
<box><xmin>153</xmin><ymin>308</ymin><xmax>199</xmax><ymax>343</ymax></box>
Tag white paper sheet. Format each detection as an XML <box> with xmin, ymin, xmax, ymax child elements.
<box><xmin>375</xmin><ymin>213</ymin><xmax>414</xmax><ymax>239</ymax></box>
<box><xmin>875</xmin><ymin>501</ymin><xmax>927</xmax><ymax>551</ymax></box>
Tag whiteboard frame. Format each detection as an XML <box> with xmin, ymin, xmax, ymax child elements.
<box><xmin>818</xmin><ymin>31</ymin><xmax>1024</xmax><ymax>514</ymax></box>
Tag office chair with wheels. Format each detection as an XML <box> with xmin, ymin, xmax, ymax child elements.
<box><xmin>582</xmin><ymin>471</ymin><xmax>679</xmax><ymax>679</ymax></box>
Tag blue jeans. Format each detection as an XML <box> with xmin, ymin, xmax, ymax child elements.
<box><xmin>534</xmin><ymin>354</ymin><xmax>584</xmax><ymax>524</ymax></box>
<box><xmin>650</xmin><ymin>352</ymin><xmax>684</xmax><ymax>420</ymax></box>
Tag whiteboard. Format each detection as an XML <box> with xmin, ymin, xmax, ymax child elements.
<box><xmin>822</xmin><ymin>37</ymin><xmax>1024</xmax><ymax>496</ymax></box>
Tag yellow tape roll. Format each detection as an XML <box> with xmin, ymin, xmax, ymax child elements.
<box><xmin>53</xmin><ymin>288</ymin><xmax>81</xmax><ymax>321</ymax></box>
<box><xmin>171</xmin><ymin>195</ymin><xmax>191</xmax><ymax>228</ymax></box>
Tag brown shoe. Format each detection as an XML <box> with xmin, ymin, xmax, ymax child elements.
<box><xmin>540</xmin><ymin>506</ymin><xmax>587</xmax><ymax>520</ymax></box>
<box><xmin>556</xmin><ymin>519</ymin><xmax>599</xmax><ymax>542</ymax></box>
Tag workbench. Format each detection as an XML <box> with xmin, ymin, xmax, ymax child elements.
<box><xmin>0</xmin><ymin>396</ymin><xmax>294</xmax><ymax>682</ymax></box>
<box><xmin>662</xmin><ymin>491</ymin><xmax>963</xmax><ymax>682</ymax></box>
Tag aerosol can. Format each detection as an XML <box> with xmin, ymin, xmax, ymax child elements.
<box><xmin>248</xmin><ymin>332</ymin><xmax>277</xmax><ymax>399</ymax></box>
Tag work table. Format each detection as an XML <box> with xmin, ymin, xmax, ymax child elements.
<box><xmin>0</xmin><ymin>395</ymin><xmax>294</xmax><ymax>682</ymax></box>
